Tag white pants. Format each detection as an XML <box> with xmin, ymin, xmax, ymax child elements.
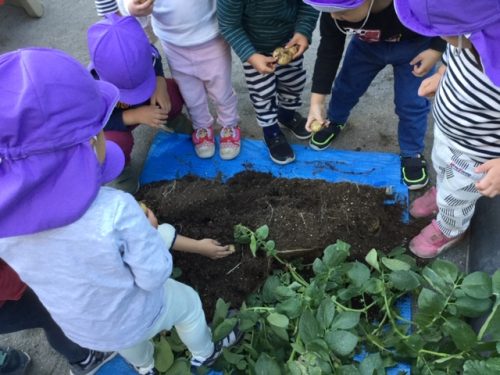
<box><xmin>118</xmin><ymin>279</ymin><xmax>213</xmax><ymax>368</ymax></box>
<box><xmin>432</xmin><ymin>128</ymin><xmax>484</xmax><ymax>238</ymax></box>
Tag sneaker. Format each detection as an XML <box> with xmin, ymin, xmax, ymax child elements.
<box><xmin>410</xmin><ymin>187</ymin><xmax>438</xmax><ymax>218</ymax></box>
<box><xmin>69</xmin><ymin>351</ymin><xmax>116</xmax><ymax>375</ymax></box>
<box><xmin>219</xmin><ymin>126</ymin><xmax>241</xmax><ymax>160</ymax></box>
<box><xmin>309</xmin><ymin>122</ymin><xmax>345</xmax><ymax>151</ymax></box>
<box><xmin>409</xmin><ymin>220</ymin><xmax>461</xmax><ymax>258</ymax></box>
<box><xmin>0</xmin><ymin>347</ymin><xmax>30</xmax><ymax>375</ymax></box>
<box><xmin>192</xmin><ymin>127</ymin><xmax>215</xmax><ymax>159</ymax></box>
<box><xmin>264</xmin><ymin>130</ymin><xmax>295</xmax><ymax>165</ymax></box>
<box><xmin>401</xmin><ymin>154</ymin><xmax>429</xmax><ymax>190</ymax></box>
<box><xmin>135</xmin><ymin>363</ymin><xmax>158</xmax><ymax>375</ymax></box>
<box><xmin>278</xmin><ymin>112</ymin><xmax>311</xmax><ymax>140</ymax></box>
<box><xmin>191</xmin><ymin>326</ymin><xmax>244</xmax><ymax>368</ymax></box>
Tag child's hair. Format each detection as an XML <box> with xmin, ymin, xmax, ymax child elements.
<box><xmin>0</xmin><ymin>48</ymin><xmax>123</xmax><ymax>238</ymax></box>
<box><xmin>88</xmin><ymin>14</ymin><xmax>157</xmax><ymax>104</ymax></box>
<box><xmin>394</xmin><ymin>0</ymin><xmax>500</xmax><ymax>86</ymax></box>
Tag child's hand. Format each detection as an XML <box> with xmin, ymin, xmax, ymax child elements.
<box><xmin>127</xmin><ymin>0</ymin><xmax>154</xmax><ymax>16</ymax></box>
<box><xmin>475</xmin><ymin>159</ymin><xmax>500</xmax><ymax>198</ymax></box>
<box><xmin>132</xmin><ymin>105</ymin><xmax>168</xmax><ymax>129</ymax></box>
<box><xmin>306</xmin><ymin>102</ymin><xmax>327</xmax><ymax>132</ymax></box>
<box><xmin>285</xmin><ymin>32</ymin><xmax>309</xmax><ymax>59</ymax></box>
<box><xmin>248</xmin><ymin>53</ymin><xmax>276</xmax><ymax>74</ymax></box>
<box><xmin>151</xmin><ymin>77</ymin><xmax>171</xmax><ymax>114</ymax></box>
<box><xmin>418</xmin><ymin>72</ymin><xmax>442</xmax><ymax>98</ymax></box>
<box><xmin>145</xmin><ymin>207</ymin><xmax>158</xmax><ymax>228</ymax></box>
<box><xmin>410</xmin><ymin>49</ymin><xmax>442</xmax><ymax>77</ymax></box>
<box><xmin>196</xmin><ymin>239</ymin><xmax>234</xmax><ymax>260</ymax></box>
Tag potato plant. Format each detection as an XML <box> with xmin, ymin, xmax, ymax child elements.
<box><xmin>153</xmin><ymin>225</ymin><xmax>500</xmax><ymax>375</ymax></box>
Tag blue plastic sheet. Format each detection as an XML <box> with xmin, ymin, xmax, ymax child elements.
<box><xmin>99</xmin><ymin>132</ymin><xmax>412</xmax><ymax>374</ymax></box>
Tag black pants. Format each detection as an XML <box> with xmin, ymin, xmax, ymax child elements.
<box><xmin>0</xmin><ymin>288</ymin><xmax>88</xmax><ymax>364</ymax></box>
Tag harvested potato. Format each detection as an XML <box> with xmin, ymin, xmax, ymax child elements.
<box><xmin>139</xmin><ymin>201</ymin><xmax>149</xmax><ymax>215</ymax></box>
<box><xmin>272</xmin><ymin>45</ymin><xmax>299</xmax><ymax>65</ymax></box>
<box><xmin>227</xmin><ymin>244</ymin><xmax>236</xmax><ymax>253</ymax></box>
<box><xmin>310</xmin><ymin>120</ymin><xmax>325</xmax><ymax>133</ymax></box>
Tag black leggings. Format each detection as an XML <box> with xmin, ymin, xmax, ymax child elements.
<box><xmin>0</xmin><ymin>288</ymin><xmax>89</xmax><ymax>364</ymax></box>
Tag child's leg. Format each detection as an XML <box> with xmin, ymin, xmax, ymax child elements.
<box><xmin>118</xmin><ymin>279</ymin><xmax>213</xmax><ymax>369</ymax></box>
<box><xmin>164</xmin><ymin>78</ymin><xmax>184</xmax><ymax>120</ymax></box>
<box><xmin>328</xmin><ymin>38</ymin><xmax>385</xmax><ymax>125</ymax></box>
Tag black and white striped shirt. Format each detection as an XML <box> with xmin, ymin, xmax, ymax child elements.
<box><xmin>433</xmin><ymin>45</ymin><xmax>500</xmax><ymax>163</ymax></box>
<box><xmin>94</xmin><ymin>0</ymin><xmax>119</xmax><ymax>16</ymax></box>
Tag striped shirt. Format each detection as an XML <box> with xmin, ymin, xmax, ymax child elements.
<box><xmin>434</xmin><ymin>45</ymin><xmax>500</xmax><ymax>163</ymax></box>
<box><xmin>217</xmin><ymin>0</ymin><xmax>318</xmax><ymax>62</ymax></box>
<box><xmin>94</xmin><ymin>0</ymin><xmax>119</xmax><ymax>16</ymax></box>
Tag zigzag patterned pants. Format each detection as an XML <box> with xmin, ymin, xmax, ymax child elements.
<box><xmin>433</xmin><ymin>128</ymin><xmax>484</xmax><ymax>238</ymax></box>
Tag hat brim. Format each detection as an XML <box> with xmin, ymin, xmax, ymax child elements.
<box><xmin>393</xmin><ymin>0</ymin><xmax>437</xmax><ymax>37</ymax></box>
<box><xmin>101</xmin><ymin>140</ymin><xmax>125</xmax><ymax>184</ymax></box>
<box><xmin>117</xmin><ymin>69</ymin><xmax>156</xmax><ymax>106</ymax></box>
<box><xmin>95</xmin><ymin>79</ymin><xmax>121</xmax><ymax>128</ymax></box>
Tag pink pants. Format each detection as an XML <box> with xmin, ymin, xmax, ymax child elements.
<box><xmin>105</xmin><ymin>78</ymin><xmax>184</xmax><ymax>165</ymax></box>
<box><xmin>160</xmin><ymin>36</ymin><xmax>239</xmax><ymax>130</ymax></box>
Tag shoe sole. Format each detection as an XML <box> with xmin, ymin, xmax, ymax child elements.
<box><xmin>70</xmin><ymin>352</ymin><xmax>118</xmax><ymax>375</ymax></box>
<box><xmin>405</xmin><ymin>177</ymin><xmax>429</xmax><ymax>191</ymax></box>
<box><xmin>309</xmin><ymin>139</ymin><xmax>330</xmax><ymax>151</ymax></box>
<box><xmin>268</xmin><ymin>149</ymin><xmax>295</xmax><ymax>165</ymax></box>
<box><xmin>220</xmin><ymin>149</ymin><xmax>240</xmax><ymax>160</ymax></box>
<box><xmin>278</xmin><ymin>122</ymin><xmax>311</xmax><ymax>140</ymax></box>
<box><xmin>409</xmin><ymin>235</ymin><xmax>463</xmax><ymax>259</ymax></box>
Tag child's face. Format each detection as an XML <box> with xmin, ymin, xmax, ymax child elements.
<box><xmin>330</xmin><ymin>0</ymin><xmax>372</xmax><ymax>23</ymax></box>
<box><xmin>91</xmin><ymin>131</ymin><xmax>106</xmax><ymax>164</ymax></box>
<box><xmin>441</xmin><ymin>36</ymin><xmax>473</xmax><ymax>49</ymax></box>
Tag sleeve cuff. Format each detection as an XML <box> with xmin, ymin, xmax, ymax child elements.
<box><xmin>157</xmin><ymin>223</ymin><xmax>176</xmax><ymax>250</ymax></box>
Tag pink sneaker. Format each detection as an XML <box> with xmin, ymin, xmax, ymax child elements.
<box><xmin>409</xmin><ymin>220</ymin><xmax>461</xmax><ymax>258</ymax></box>
<box><xmin>192</xmin><ymin>126</ymin><xmax>215</xmax><ymax>158</ymax></box>
<box><xmin>219</xmin><ymin>125</ymin><xmax>241</xmax><ymax>160</ymax></box>
<box><xmin>410</xmin><ymin>186</ymin><xmax>438</xmax><ymax>218</ymax></box>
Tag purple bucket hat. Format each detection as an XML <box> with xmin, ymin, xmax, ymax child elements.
<box><xmin>88</xmin><ymin>14</ymin><xmax>156</xmax><ymax>105</ymax></box>
<box><xmin>303</xmin><ymin>0</ymin><xmax>366</xmax><ymax>12</ymax></box>
<box><xmin>394</xmin><ymin>0</ymin><xmax>500</xmax><ymax>86</ymax></box>
<box><xmin>0</xmin><ymin>48</ymin><xmax>124</xmax><ymax>238</ymax></box>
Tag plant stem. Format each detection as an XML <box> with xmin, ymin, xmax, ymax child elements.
<box><xmin>333</xmin><ymin>299</ymin><xmax>376</xmax><ymax>313</ymax></box>
<box><xmin>381</xmin><ymin>270</ymin><xmax>408</xmax><ymax>339</ymax></box>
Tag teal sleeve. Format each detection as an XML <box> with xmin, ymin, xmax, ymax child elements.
<box><xmin>294</xmin><ymin>1</ymin><xmax>319</xmax><ymax>43</ymax></box>
<box><xmin>217</xmin><ymin>0</ymin><xmax>257</xmax><ymax>62</ymax></box>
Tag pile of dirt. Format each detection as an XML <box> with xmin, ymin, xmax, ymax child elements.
<box><xmin>137</xmin><ymin>171</ymin><xmax>426</xmax><ymax>317</ymax></box>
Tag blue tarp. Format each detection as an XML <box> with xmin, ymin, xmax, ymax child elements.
<box><xmin>99</xmin><ymin>132</ymin><xmax>411</xmax><ymax>374</ymax></box>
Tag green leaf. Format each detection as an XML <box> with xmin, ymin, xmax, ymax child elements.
<box><xmin>422</xmin><ymin>266</ymin><xmax>453</xmax><ymax>296</ymax></box>
<box><xmin>287</xmin><ymin>361</ymin><xmax>308</xmax><ymax>375</ymax></box>
<box><xmin>276</xmin><ymin>297</ymin><xmax>302</xmax><ymax>319</ymax></box>
<box><xmin>442</xmin><ymin>317</ymin><xmax>477</xmax><ymax>351</ymax></box>
<box><xmin>212</xmin><ymin>298</ymin><xmax>230</xmax><ymax>327</ymax></box>
<box><xmin>478</xmin><ymin>303</ymin><xmax>500</xmax><ymax>340</ymax></box>
<box><xmin>222</xmin><ymin>350</ymin><xmax>245</xmax><ymax>365</ymax></box>
<box><xmin>267</xmin><ymin>312</ymin><xmax>289</xmax><ymax>328</ymax></box>
<box><xmin>455</xmin><ymin>296</ymin><xmax>493</xmax><ymax>318</ymax></box>
<box><xmin>298</xmin><ymin>309</ymin><xmax>320</xmax><ymax>344</ymax></box>
<box><xmin>275</xmin><ymin>285</ymin><xmax>296</xmax><ymax>299</ymax></box>
<box><xmin>254</xmin><ymin>353</ymin><xmax>282</xmax><ymax>375</ymax></box>
<box><xmin>348</xmin><ymin>262</ymin><xmax>371</xmax><ymax>287</ymax></box>
<box><xmin>262</xmin><ymin>275</ymin><xmax>281</xmax><ymax>304</ymax></box>
<box><xmin>331</xmin><ymin>311</ymin><xmax>360</xmax><ymax>330</ymax></box>
<box><xmin>323</xmin><ymin>241</ymin><xmax>349</xmax><ymax>268</ymax></box>
<box><xmin>365</xmin><ymin>249</ymin><xmax>380</xmax><ymax>271</ymax></box>
<box><xmin>270</xmin><ymin>325</ymin><xmax>289</xmax><ymax>342</ymax></box>
<box><xmin>381</xmin><ymin>257</ymin><xmax>411</xmax><ymax>271</ymax></box>
<box><xmin>464</xmin><ymin>358</ymin><xmax>500</xmax><ymax>375</ymax></box>
<box><xmin>250</xmin><ymin>235</ymin><xmax>257</xmax><ymax>256</ymax></box>
<box><xmin>313</xmin><ymin>258</ymin><xmax>327</xmax><ymax>275</ymax></box>
<box><xmin>389</xmin><ymin>270</ymin><xmax>421</xmax><ymax>291</ymax></box>
<box><xmin>316</xmin><ymin>298</ymin><xmax>336</xmax><ymax>330</ymax></box>
<box><xmin>255</xmin><ymin>225</ymin><xmax>269</xmax><ymax>240</ymax></box>
<box><xmin>339</xmin><ymin>365</ymin><xmax>361</xmax><ymax>375</ymax></box>
<box><xmin>212</xmin><ymin>317</ymin><xmax>237</xmax><ymax>342</ymax></box>
<box><xmin>461</xmin><ymin>272</ymin><xmax>492</xmax><ymax>299</ymax></box>
<box><xmin>417</xmin><ymin>288</ymin><xmax>446</xmax><ymax>314</ymax></box>
<box><xmin>170</xmin><ymin>267</ymin><xmax>182</xmax><ymax>279</ymax></box>
<box><xmin>359</xmin><ymin>353</ymin><xmax>385</xmax><ymax>375</ymax></box>
<box><xmin>265</xmin><ymin>240</ymin><xmax>276</xmax><ymax>253</ymax></box>
<box><xmin>492</xmin><ymin>270</ymin><xmax>500</xmax><ymax>297</ymax></box>
<box><xmin>431</xmin><ymin>259</ymin><xmax>459</xmax><ymax>283</ymax></box>
<box><xmin>325</xmin><ymin>330</ymin><xmax>359</xmax><ymax>356</ymax></box>
<box><xmin>154</xmin><ymin>336</ymin><xmax>174</xmax><ymax>372</ymax></box>
<box><xmin>362</xmin><ymin>278</ymin><xmax>383</xmax><ymax>295</ymax></box>
<box><xmin>164</xmin><ymin>359</ymin><xmax>190</xmax><ymax>375</ymax></box>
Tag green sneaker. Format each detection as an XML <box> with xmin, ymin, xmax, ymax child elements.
<box><xmin>309</xmin><ymin>122</ymin><xmax>345</xmax><ymax>151</ymax></box>
<box><xmin>401</xmin><ymin>154</ymin><xmax>429</xmax><ymax>191</ymax></box>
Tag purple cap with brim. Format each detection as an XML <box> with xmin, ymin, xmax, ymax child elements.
<box><xmin>394</xmin><ymin>0</ymin><xmax>500</xmax><ymax>86</ymax></box>
<box><xmin>303</xmin><ymin>0</ymin><xmax>366</xmax><ymax>12</ymax></box>
<box><xmin>0</xmin><ymin>48</ymin><xmax>123</xmax><ymax>238</ymax></box>
<box><xmin>88</xmin><ymin>14</ymin><xmax>156</xmax><ymax>105</ymax></box>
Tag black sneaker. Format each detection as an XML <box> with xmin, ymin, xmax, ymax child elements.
<box><xmin>278</xmin><ymin>112</ymin><xmax>311</xmax><ymax>140</ymax></box>
<box><xmin>69</xmin><ymin>351</ymin><xmax>116</xmax><ymax>375</ymax></box>
<box><xmin>264</xmin><ymin>131</ymin><xmax>295</xmax><ymax>165</ymax></box>
<box><xmin>401</xmin><ymin>154</ymin><xmax>429</xmax><ymax>190</ymax></box>
<box><xmin>191</xmin><ymin>325</ymin><xmax>244</xmax><ymax>369</ymax></box>
<box><xmin>0</xmin><ymin>347</ymin><xmax>30</xmax><ymax>375</ymax></box>
<box><xmin>309</xmin><ymin>122</ymin><xmax>345</xmax><ymax>151</ymax></box>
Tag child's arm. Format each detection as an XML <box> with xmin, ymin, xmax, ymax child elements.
<box><xmin>150</xmin><ymin>45</ymin><xmax>171</xmax><ymax>113</ymax></box>
<box><xmin>172</xmin><ymin>236</ymin><xmax>233</xmax><ymax>260</ymax></box>
<box><xmin>410</xmin><ymin>37</ymin><xmax>446</xmax><ymax>77</ymax></box>
<box><xmin>121</xmin><ymin>0</ymin><xmax>154</xmax><ymax>17</ymax></box>
<box><xmin>121</xmin><ymin>106</ymin><xmax>168</xmax><ymax>129</ymax></box>
<box><xmin>418</xmin><ymin>64</ymin><xmax>447</xmax><ymax>98</ymax></box>
<box><xmin>475</xmin><ymin>159</ymin><xmax>500</xmax><ymax>198</ymax></box>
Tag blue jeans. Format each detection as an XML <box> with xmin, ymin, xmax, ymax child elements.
<box><xmin>328</xmin><ymin>37</ymin><xmax>434</xmax><ymax>157</ymax></box>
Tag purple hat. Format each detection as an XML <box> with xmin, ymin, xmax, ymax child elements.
<box><xmin>303</xmin><ymin>0</ymin><xmax>366</xmax><ymax>12</ymax></box>
<box><xmin>88</xmin><ymin>14</ymin><xmax>156</xmax><ymax>105</ymax></box>
<box><xmin>0</xmin><ymin>47</ymin><xmax>124</xmax><ymax>238</ymax></box>
<box><xmin>394</xmin><ymin>0</ymin><xmax>500</xmax><ymax>86</ymax></box>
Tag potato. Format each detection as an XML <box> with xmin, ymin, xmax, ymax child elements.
<box><xmin>227</xmin><ymin>244</ymin><xmax>236</xmax><ymax>253</ymax></box>
<box><xmin>310</xmin><ymin>120</ymin><xmax>325</xmax><ymax>133</ymax></box>
<box><xmin>272</xmin><ymin>45</ymin><xmax>299</xmax><ymax>66</ymax></box>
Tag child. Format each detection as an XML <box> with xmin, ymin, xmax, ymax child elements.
<box><xmin>88</xmin><ymin>14</ymin><xmax>185</xmax><ymax>193</ymax></box>
<box><xmin>303</xmin><ymin>0</ymin><xmax>445</xmax><ymax>190</ymax></box>
<box><xmin>0</xmin><ymin>260</ymin><xmax>114</xmax><ymax>375</ymax></box>
<box><xmin>119</xmin><ymin>0</ymin><xmax>242</xmax><ymax>161</ymax></box>
<box><xmin>0</xmin><ymin>48</ymin><xmax>239</xmax><ymax>375</ymax></box>
<box><xmin>217</xmin><ymin>0</ymin><xmax>319</xmax><ymax>165</ymax></box>
<box><xmin>393</xmin><ymin>0</ymin><xmax>500</xmax><ymax>257</ymax></box>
